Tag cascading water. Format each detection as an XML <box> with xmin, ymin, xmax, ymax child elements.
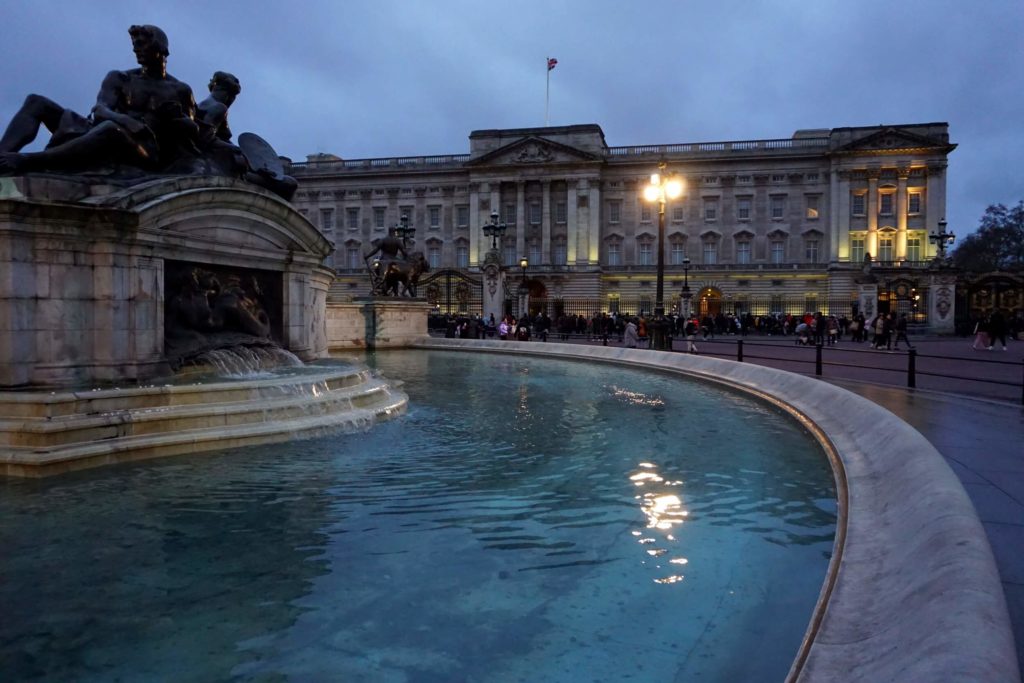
<box><xmin>191</xmin><ymin>345</ymin><xmax>304</xmax><ymax>379</ymax></box>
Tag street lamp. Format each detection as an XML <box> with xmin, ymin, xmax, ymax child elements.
<box><xmin>680</xmin><ymin>257</ymin><xmax>692</xmax><ymax>319</ymax></box>
<box><xmin>393</xmin><ymin>213</ymin><xmax>416</xmax><ymax>249</ymax></box>
<box><xmin>483</xmin><ymin>210</ymin><xmax>508</xmax><ymax>251</ymax></box>
<box><xmin>518</xmin><ymin>256</ymin><xmax>529</xmax><ymax>318</ymax></box>
<box><xmin>643</xmin><ymin>163</ymin><xmax>685</xmax><ymax>350</ymax></box>
<box><xmin>519</xmin><ymin>256</ymin><xmax>529</xmax><ymax>288</ymax></box>
<box><xmin>929</xmin><ymin>218</ymin><xmax>955</xmax><ymax>262</ymax></box>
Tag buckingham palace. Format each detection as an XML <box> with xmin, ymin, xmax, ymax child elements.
<box><xmin>287</xmin><ymin>122</ymin><xmax>957</xmax><ymax>326</ymax></box>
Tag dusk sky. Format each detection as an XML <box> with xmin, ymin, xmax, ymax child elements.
<box><xmin>2</xmin><ymin>0</ymin><xmax>1021</xmax><ymax>238</ymax></box>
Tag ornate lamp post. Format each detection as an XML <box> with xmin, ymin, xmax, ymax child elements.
<box><xmin>643</xmin><ymin>163</ymin><xmax>684</xmax><ymax>350</ymax></box>
<box><xmin>483</xmin><ymin>210</ymin><xmax>507</xmax><ymax>251</ymax></box>
<box><xmin>680</xmin><ymin>257</ymin><xmax>692</xmax><ymax>320</ymax></box>
<box><xmin>393</xmin><ymin>213</ymin><xmax>416</xmax><ymax>249</ymax></box>
<box><xmin>518</xmin><ymin>256</ymin><xmax>529</xmax><ymax>317</ymax></box>
<box><xmin>929</xmin><ymin>218</ymin><xmax>955</xmax><ymax>263</ymax></box>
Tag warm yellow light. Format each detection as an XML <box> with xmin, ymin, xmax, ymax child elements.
<box><xmin>650</xmin><ymin>173</ymin><xmax>661</xmax><ymax>186</ymax></box>
<box><xmin>665</xmin><ymin>178</ymin><xmax>683</xmax><ymax>199</ymax></box>
<box><xmin>643</xmin><ymin>185</ymin><xmax>661</xmax><ymax>203</ymax></box>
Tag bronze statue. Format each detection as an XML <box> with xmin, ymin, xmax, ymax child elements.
<box><xmin>0</xmin><ymin>25</ymin><xmax>199</xmax><ymax>175</ymax></box>
<box><xmin>381</xmin><ymin>253</ymin><xmax>429</xmax><ymax>297</ymax></box>
<box><xmin>0</xmin><ymin>25</ymin><xmax>298</xmax><ymax>201</ymax></box>
<box><xmin>364</xmin><ymin>228</ymin><xmax>411</xmax><ymax>295</ymax></box>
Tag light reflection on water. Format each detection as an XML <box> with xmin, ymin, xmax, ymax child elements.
<box><xmin>0</xmin><ymin>350</ymin><xmax>836</xmax><ymax>683</ymax></box>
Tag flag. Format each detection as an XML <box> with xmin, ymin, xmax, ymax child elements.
<box><xmin>547</xmin><ymin>57</ymin><xmax>558</xmax><ymax>71</ymax></box>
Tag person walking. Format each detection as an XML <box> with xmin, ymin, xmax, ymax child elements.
<box><xmin>988</xmin><ymin>310</ymin><xmax>1009</xmax><ymax>351</ymax></box>
<box><xmin>971</xmin><ymin>317</ymin><xmax>990</xmax><ymax>350</ymax></box>
<box><xmin>624</xmin><ymin>318</ymin><xmax>639</xmax><ymax>348</ymax></box>
<box><xmin>893</xmin><ymin>313</ymin><xmax>914</xmax><ymax>350</ymax></box>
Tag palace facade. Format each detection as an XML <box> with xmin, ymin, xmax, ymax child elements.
<box><xmin>288</xmin><ymin>122</ymin><xmax>956</xmax><ymax>322</ymax></box>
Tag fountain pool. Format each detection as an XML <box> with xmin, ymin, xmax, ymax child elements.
<box><xmin>0</xmin><ymin>349</ymin><xmax>836</xmax><ymax>682</ymax></box>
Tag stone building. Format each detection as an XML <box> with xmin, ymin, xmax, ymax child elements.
<box><xmin>288</xmin><ymin>123</ymin><xmax>956</xmax><ymax>325</ymax></box>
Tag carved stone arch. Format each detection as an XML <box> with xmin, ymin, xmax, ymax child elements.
<box><xmin>733</xmin><ymin>227</ymin><xmax>756</xmax><ymax>239</ymax></box>
<box><xmin>767</xmin><ymin>228</ymin><xmax>789</xmax><ymax>240</ymax></box>
<box><xmin>699</xmin><ymin>228</ymin><xmax>722</xmax><ymax>241</ymax></box>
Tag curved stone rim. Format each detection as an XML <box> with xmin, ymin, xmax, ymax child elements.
<box><xmin>414</xmin><ymin>338</ymin><xmax>1020</xmax><ymax>683</ymax></box>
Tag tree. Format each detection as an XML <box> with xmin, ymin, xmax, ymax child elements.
<box><xmin>952</xmin><ymin>201</ymin><xmax>1024</xmax><ymax>273</ymax></box>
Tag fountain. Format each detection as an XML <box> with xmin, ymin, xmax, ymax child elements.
<box><xmin>0</xmin><ymin>24</ymin><xmax>406</xmax><ymax>476</ymax></box>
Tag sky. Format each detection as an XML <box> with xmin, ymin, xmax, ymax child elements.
<box><xmin>2</xmin><ymin>0</ymin><xmax>1022</xmax><ymax>237</ymax></box>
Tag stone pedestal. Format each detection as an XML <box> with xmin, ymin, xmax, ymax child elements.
<box><xmin>857</xmin><ymin>283</ymin><xmax>878</xmax><ymax>321</ymax></box>
<box><xmin>326</xmin><ymin>298</ymin><xmax>430</xmax><ymax>350</ymax></box>
<box><xmin>481</xmin><ymin>251</ymin><xmax>506</xmax><ymax>323</ymax></box>
<box><xmin>0</xmin><ymin>175</ymin><xmax>333</xmax><ymax>388</ymax></box>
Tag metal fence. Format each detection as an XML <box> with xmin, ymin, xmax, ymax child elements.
<box><xmin>526</xmin><ymin>296</ymin><xmax>865</xmax><ymax>319</ymax></box>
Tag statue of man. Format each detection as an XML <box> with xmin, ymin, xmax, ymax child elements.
<box><xmin>0</xmin><ymin>25</ymin><xmax>199</xmax><ymax>174</ymax></box>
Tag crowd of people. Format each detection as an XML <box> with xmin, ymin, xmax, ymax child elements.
<box><xmin>432</xmin><ymin>308</ymin><xmax>1017</xmax><ymax>353</ymax></box>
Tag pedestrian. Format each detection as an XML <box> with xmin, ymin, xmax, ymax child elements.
<box><xmin>988</xmin><ymin>310</ymin><xmax>1009</xmax><ymax>351</ymax></box>
<box><xmin>624</xmin><ymin>318</ymin><xmax>639</xmax><ymax>348</ymax></box>
<box><xmin>971</xmin><ymin>317</ymin><xmax>989</xmax><ymax>350</ymax></box>
<box><xmin>893</xmin><ymin>313</ymin><xmax>914</xmax><ymax>350</ymax></box>
<box><xmin>684</xmin><ymin>317</ymin><xmax>699</xmax><ymax>354</ymax></box>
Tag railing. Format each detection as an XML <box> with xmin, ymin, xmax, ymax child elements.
<box><xmin>291</xmin><ymin>154</ymin><xmax>472</xmax><ymax>174</ymax></box>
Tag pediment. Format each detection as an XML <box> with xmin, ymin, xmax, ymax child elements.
<box><xmin>467</xmin><ymin>136</ymin><xmax>601</xmax><ymax>167</ymax></box>
<box><xmin>835</xmin><ymin>127</ymin><xmax>954</xmax><ymax>155</ymax></box>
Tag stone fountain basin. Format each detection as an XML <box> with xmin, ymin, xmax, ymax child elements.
<box><xmin>0</xmin><ymin>364</ymin><xmax>406</xmax><ymax>477</ymax></box>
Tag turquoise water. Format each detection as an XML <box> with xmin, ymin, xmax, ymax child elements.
<box><xmin>0</xmin><ymin>350</ymin><xmax>836</xmax><ymax>682</ymax></box>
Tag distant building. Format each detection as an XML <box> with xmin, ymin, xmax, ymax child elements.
<box><xmin>289</xmin><ymin>122</ymin><xmax>955</xmax><ymax>322</ymax></box>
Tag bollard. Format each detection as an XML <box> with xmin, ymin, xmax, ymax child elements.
<box><xmin>815</xmin><ymin>343</ymin><xmax>823</xmax><ymax>376</ymax></box>
<box><xmin>908</xmin><ymin>349</ymin><xmax>917</xmax><ymax>388</ymax></box>
<box><xmin>737</xmin><ymin>339</ymin><xmax>744</xmax><ymax>363</ymax></box>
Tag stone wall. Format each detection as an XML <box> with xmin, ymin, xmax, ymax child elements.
<box><xmin>326</xmin><ymin>298</ymin><xmax>430</xmax><ymax>350</ymax></box>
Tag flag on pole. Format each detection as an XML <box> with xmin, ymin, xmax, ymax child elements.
<box><xmin>547</xmin><ymin>57</ymin><xmax>558</xmax><ymax>71</ymax></box>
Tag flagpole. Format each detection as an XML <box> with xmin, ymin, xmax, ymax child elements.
<box><xmin>545</xmin><ymin>58</ymin><xmax>550</xmax><ymax>127</ymax></box>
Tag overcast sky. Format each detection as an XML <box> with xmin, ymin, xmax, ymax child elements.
<box><xmin>3</xmin><ymin>0</ymin><xmax>1021</xmax><ymax>237</ymax></box>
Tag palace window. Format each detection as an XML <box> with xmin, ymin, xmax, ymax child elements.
<box><xmin>806</xmin><ymin>195</ymin><xmax>820</xmax><ymax>219</ymax></box>
<box><xmin>320</xmin><ymin>208</ymin><xmax>334</xmax><ymax>233</ymax></box>
<box><xmin>878</xmin><ymin>235</ymin><xmax>894</xmax><ymax>261</ymax></box>
<box><xmin>456</xmin><ymin>245</ymin><xmax>469</xmax><ymax>268</ymax></box>
<box><xmin>670</xmin><ymin>242</ymin><xmax>687</xmax><ymax>264</ymax></box>
<box><xmin>805</xmin><ymin>239</ymin><xmax>819</xmax><ymax>263</ymax></box>
<box><xmin>906</xmin><ymin>236</ymin><xmax>922</xmax><ymax>262</ymax></box>
<box><xmin>400</xmin><ymin>206</ymin><xmax>413</xmax><ymax>224</ymax></box>
<box><xmin>736</xmin><ymin>240</ymin><xmax>751</xmax><ymax>264</ymax></box>
<box><xmin>879</xmin><ymin>192</ymin><xmax>894</xmax><ymax>216</ymax></box>
<box><xmin>456</xmin><ymin>205</ymin><xmax>469</xmax><ymax>227</ymax></box>
<box><xmin>556</xmin><ymin>201</ymin><xmax>567</xmax><ymax>224</ymax></box>
<box><xmin>503</xmin><ymin>203</ymin><xmax>516</xmax><ymax>225</ymax></box>
<box><xmin>428</xmin><ymin>205</ymin><xmax>441</xmax><ymax>229</ymax></box>
<box><xmin>553</xmin><ymin>241</ymin><xmax>567</xmax><ymax>265</ymax></box>
<box><xmin>609</xmin><ymin>200</ymin><xmax>621</xmax><ymax>223</ymax></box>
<box><xmin>529</xmin><ymin>243</ymin><xmax>541</xmax><ymax>265</ymax></box>
<box><xmin>851</xmin><ymin>237</ymin><xmax>866</xmax><ymax>262</ymax></box>
<box><xmin>672</xmin><ymin>204</ymin><xmax>685</xmax><ymax>222</ymax></box>
<box><xmin>640</xmin><ymin>204</ymin><xmax>652</xmax><ymax>222</ymax></box>
<box><xmin>703</xmin><ymin>241</ymin><xmax>717</xmax><ymax>265</ymax></box>
<box><xmin>771</xmin><ymin>174</ymin><xmax>786</xmax><ymax>183</ymax></box>
<box><xmin>908</xmin><ymin>192</ymin><xmax>922</xmax><ymax>215</ymax></box>
<box><xmin>529</xmin><ymin>202</ymin><xmax>541</xmax><ymax>225</ymax></box>
<box><xmin>428</xmin><ymin>246</ymin><xmax>441</xmax><ymax>269</ymax></box>
<box><xmin>737</xmin><ymin>197</ymin><xmax>751</xmax><ymax>220</ymax></box>
<box><xmin>771</xmin><ymin>240</ymin><xmax>785</xmax><ymax>264</ymax></box>
<box><xmin>704</xmin><ymin>198</ymin><xmax>718</xmax><ymax>221</ymax></box>
<box><xmin>374</xmin><ymin>207</ymin><xmax>386</xmax><ymax>228</ymax></box>
<box><xmin>346</xmin><ymin>246</ymin><xmax>360</xmax><ymax>269</ymax></box>
<box><xmin>852</xmin><ymin>193</ymin><xmax>866</xmax><ymax>216</ymax></box>
<box><xmin>607</xmin><ymin>242</ymin><xmax>622</xmax><ymax>266</ymax></box>
<box><xmin>639</xmin><ymin>242</ymin><xmax>652</xmax><ymax>266</ymax></box>
<box><xmin>771</xmin><ymin>195</ymin><xmax>786</xmax><ymax>220</ymax></box>
<box><xmin>346</xmin><ymin>208</ymin><xmax>359</xmax><ymax>229</ymax></box>
<box><xmin>503</xmin><ymin>245</ymin><xmax>516</xmax><ymax>266</ymax></box>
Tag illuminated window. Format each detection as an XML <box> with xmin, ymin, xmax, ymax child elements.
<box><xmin>806</xmin><ymin>195</ymin><xmax>820</xmax><ymax>219</ymax></box>
<box><xmin>906</xmin><ymin>237</ymin><xmax>922</xmax><ymax>262</ymax></box>
<box><xmin>908</xmin><ymin>192</ymin><xmax>922</xmax><ymax>214</ymax></box>
<box><xmin>851</xmin><ymin>237</ymin><xmax>865</xmax><ymax>262</ymax></box>
<box><xmin>878</xmin><ymin>236</ymin><xmax>894</xmax><ymax>261</ymax></box>
<box><xmin>852</xmin><ymin>194</ymin><xmax>866</xmax><ymax>216</ymax></box>
<box><xmin>736</xmin><ymin>240</ymin><xmax>751</xmax><ymax>264</ymax></box>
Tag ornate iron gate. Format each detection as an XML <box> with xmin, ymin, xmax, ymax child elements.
<box><xmin>419</xmin><ymin>269</ymin><xmax>483</xmax><ymax>316</ymax></box>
